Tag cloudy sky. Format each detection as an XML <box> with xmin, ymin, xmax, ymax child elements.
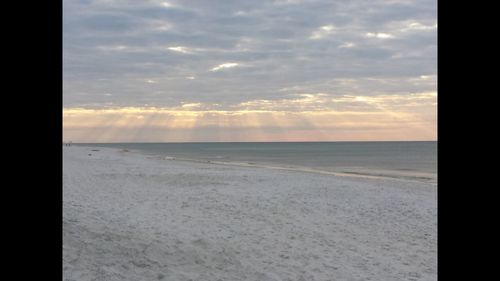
<box><xmin>63</xmin><ymin>0</ymin><xmax>437</xmax><ymax>142</ymax></box>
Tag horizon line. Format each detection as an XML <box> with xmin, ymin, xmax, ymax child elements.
<box><xmin>68</xmin><ymin>140</ymin><xmax>437</xmax><ymax>144</ymax></box>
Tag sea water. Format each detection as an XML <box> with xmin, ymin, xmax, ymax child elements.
<box><xmin>81</xmin><ymin>142</ymin><xmax>437</xmax><ymax>182</ymax></box>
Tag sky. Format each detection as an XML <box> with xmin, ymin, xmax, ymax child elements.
<box><xmin>63</xmin><ymin>0</ymin><xmax>437</xmax><ymax>142</ymax></box>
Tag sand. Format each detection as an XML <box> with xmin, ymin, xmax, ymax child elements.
<box><xmin>63</xmin><ymin>146</ymin><xmax>437</xmax><ymax>281</ymax></box>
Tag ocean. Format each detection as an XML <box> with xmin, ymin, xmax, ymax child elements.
<box><xmin>79</xmin><ymin>141</ymin><xmax>437</xmax><ymax>183</ymax></box>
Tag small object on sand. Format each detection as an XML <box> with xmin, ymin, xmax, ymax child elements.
<box><xmin>91</xmin><ymin>149</ymin><xmax>100</xmax><ymax>152</ymax></box>
<box><xmin>88</xmin><ymin>154</ymin><xmax>92</xmax><ymax>156</ymax></box>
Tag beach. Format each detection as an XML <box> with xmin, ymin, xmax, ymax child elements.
<box><xmin>63</xmin><ymin>146</ymin><xmax>437</xmax><ymax>281</ymax></box>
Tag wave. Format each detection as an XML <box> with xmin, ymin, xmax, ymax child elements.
<box><xmin>160</xmin><ymin>155</ymin><xmax>437</xmax><ymax>184</ymax></box>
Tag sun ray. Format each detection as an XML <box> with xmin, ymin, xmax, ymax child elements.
<box><xmin>63</xmin><ymin>92</ymin><xmax>436</xmax><ymax>143</ymax></box>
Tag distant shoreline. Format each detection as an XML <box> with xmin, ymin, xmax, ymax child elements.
<box><xmin>74</xmin><ymin>142</ymin><xmax>437</xmax><ymax>184</ymax></box>
<box><xmin>72</xmin><ymin>140</ymin><xmax>437</xmax><ymax>144</ymax></box>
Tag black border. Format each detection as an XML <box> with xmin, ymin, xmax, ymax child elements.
<box><xmin>10</xmin><ymin>0</ymin><xmax>62</xmax><ymax>278</ymax></box>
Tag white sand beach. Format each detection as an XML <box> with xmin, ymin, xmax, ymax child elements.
<box><xmin>63</xmin><ymin>146</ymin><xmax>437</xmax><ymax>281</ymax></box>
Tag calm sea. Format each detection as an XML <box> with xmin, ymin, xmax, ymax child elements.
<box><xmin>80</xmin><ymin>142</ymin><xmax>437</xmax><ymax>182</ymax></box>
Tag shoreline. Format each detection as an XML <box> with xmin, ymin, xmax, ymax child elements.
<box><xmin>77</xmin><ymin>144</ymin><xmax>437</xmax><ymax>184</ymax></box>
<box><xmin>159</xmin><ymin>156</ymin><xmax>437</xmax><ymax>184</ymax></box>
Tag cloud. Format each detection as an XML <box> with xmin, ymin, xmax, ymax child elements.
<box><xmin>309</xmin><ymin>25</ymin><xmax>336</xmax><ymax>39</ymax></box>
<box><xmin>167</xmin><ymin>46</ymin><xmax>191</xmax><ymax>53</ymax></box>
<box><xmin>63</xmin><ymin>0</ymin><xmax>437</xmax><ymax>141</ymax></box>
<box><xmin>210</xmin><ymin>63</ymin><xmax>240</xmax><ymax>71</ymax></box>
<box><xmin>400</xmin><ymin>21</ymin><xmax>437</xmax><ymax>32</ymax></box>
<box><xmin>63</xmin><ymin>91</ymin><xmax>436</xmax><ymax>142</ymax></box>
<box><xmin>96</xmin><ymin>45</ymin><xmax>128</xmax><ymax>51</ymax></box>
<box><xmin>181</xmin><ymin>102</ymin><xmax>202</xmax><ymax>108</ymax></box>
<box><xmin>338</xmin><ymin>42</ymin><xmax>355</xmax><ymax>48</ymax></box>
<box><xmin>364</xmin><ymin>32</ymin><xmax>395</xmax><ymax>39</ymax></box>
<box><xmin>160</xmin><ymin>1</ymin><xmax>173</xmax><ymax>8</ymax></box>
